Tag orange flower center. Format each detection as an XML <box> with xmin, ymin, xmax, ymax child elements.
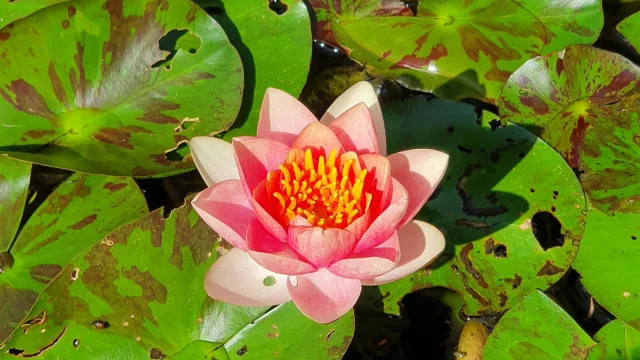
<box><xmin>268</xmin><ymin>148</ymin><xmax>371</xmax><ymax>229</ymax></box>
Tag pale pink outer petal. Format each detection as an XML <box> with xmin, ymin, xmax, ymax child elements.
<box><xmin>205</xmin><ymin>248</ymin><xmax>291</xmax><ymax>306</ymax></box>
<box><xmin>388</xmin><ymin>149</ymin><xmax>449</xmax><ymax>228</ymax></box>
<box><xmin>327</xmin><ymin>102</ymin><xmax>379</xmax><ymax>155</ymax></box>
<box><xmin>189</xmin><ymin>137</ymin><xmax>239</xmax><ymax>186</ymax></box>
<box><xmin>361</xmin><ymin>220</ymin><xmax>445</xmax><ymax>286</ymax></box>
<box><xmin>257</xmin><ymin>88</ymin><xmax>318</xmax><ymax>146</ymax></box>
<box><xmin>321</xmin><ymin>81</ymin><xmax>386</xmax><ymax>155</ymax></box>
<box><xmin>288</xmin><ymin>227</ymin><xmax>357</xmax><ymax>268</ymax></box>
<box><xmin>233</xmin><ymin>137</ymin><xmax>290</xmax><ymax>194</ymax></box>
<box><xmin>328</xmin><ymin>231</ymin><xmax>399</xmax><ymax>279</ymax></box>
<box><xmin>246</xmin><ymin>218</ymin><xmax>317</xmax><ymax>275</ymax></box>
<box><xmin>192</xmin><ymin>180</ymin><xmax>254</xmax><ymax>250</ymax></box>
<box><xmin>291</xmin><ymin>122</ymin><xmax>344</xmax><ymax>157</ymax></box>
<box><xmin>359</xmin><ymin>154</ymin><xmax>391</xmax><ymax>213</ymax></box>
<box><xmin>354</xmin><ymin>178</ymin><xmax>408</xmax><ymax>252</ymax></box>
<box><xmin>287</xmin><ymin>269</ymin><xmax>361</xmax><ymax>323</ymax></box>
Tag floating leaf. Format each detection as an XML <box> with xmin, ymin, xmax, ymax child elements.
<box><xmin>299</xmin><ymin>65</ymin><xmax>371</xmax><ymax>117</ymax></box>
<box><xmin>573</xmin><ymin>203</ymin><xmax>640</xmax><ymax>330</ymax></box>
<box><xmin>330</xmin><ymin>0</ymin><xmax>602</xmax><ymax>101</ymax></box>
<box><xmin>482</xmin><ymin>291</ymin><xmax>595</xmax><ymax>359</ymax></box>
<box><xmin>499</xmin><ymin>45</ymin><xmax>640</xmax><ymax>214</ymax></box>
<box><xmin>0</xmin><ymin>173</ymin><xmax>147</xmax><ymax>342</ymax></box>
<box><xmin>0</xmin><ymin>0</ymin><xmax>67</xmax><ymax>29</ymax></box>
<box><xmin>618</xmin><ymin>11</ymin><xmax>640</xmax><ymax>52</ymax></box>
<box><xmin>0</xmin><ymin>0</ymin><xmax>243</xmax><ymax>176</ymax></box>
<box><xmin>1</xmin><ymin>198</ymin><xmax>354</xmax><ymax>358</ymax></box>
<box><xmin>192</xmin><ymin>0</ymin><xmax>312</xmax><ymax>140</ymax></box>
<box><xmin>587</xmin><ymin>320</ymin><xmax>640</xmax><ymax>359</ymax></box>
<box><xmin>367</xmin><ymin>99</ymin><xmax>585</xmax><ymax>315</ymax></box>
<box><xmin>0</xmin><ymin>157</ymin><xmax>30</xmax><ymax>251</ymax></box>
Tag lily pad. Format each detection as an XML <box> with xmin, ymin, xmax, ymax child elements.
<box><xmin>0</xmin><ymin>0</ymin><xmax>67</xmax><ymax>29</ymax></box>
<box><xmin>482</xmin><ymin>291</ymin><xmax>595</xmax><ymax>359</ymax></box>
<box><xmin>573</xmin><ymin>203</ymin><xmax>640</xmax><ymax>330</ymax></box>
<box><xmin>330</xmin><ymin>0</ymin><xmax>603</xmax><ymax>101</ymax></box>
<box><xmin>499</xmin><ymin>45</ymin><xmax>640</xmax><ymax>214</ymax></box>
<box><xmin>192</xmin><ymin>0</ymin><xmax>312</xmax><ymax>140</ymax></box>
<box><xmin>0</xmin><ymin>157</ymin><xmax>31</xmax><ymax>251</ymax></box>
<box><xmin>1</xmin><ymin>198</ymin><xmax>354</xmax><ymax>358</ymax></box>
<box><xmin>0</xmin><ymin>173</ymin><xmax>147</xmax><ymax>342</ymax></box>
<box><xmin>299</xmin><ymin>65</ymin><xmax>371</xmax><ymax>117</ymax></box>
<box><xmin>0</xmin><ymin>0</ymin><xmax>244</xmax><ymax>176</ymax></box>
<box><xmin>618</xmin><ymin>11</ymin><xmax>640</xmax><ymax>51</ymax></box>
<box><xmin>369</xmin><ymin>98</ymin><xmax>585</xmax><ymax>315</ymax></box>
<box><xmin>587</xmin><ymin>320</ymin><xmax>640</xmax><ymax>360</ymax></box>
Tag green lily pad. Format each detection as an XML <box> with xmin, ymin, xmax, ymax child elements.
<box><xmin>618</xmin><ymin>11</ymin><xmax>640</xmax><ymax>52</ymax></box>
<box><xmin>368</xmin><ymin>98</ymin><xmax>585</xmax><ymax>315</ymax></box>
<box><xmin>587</xmin><ymin>320</ymin><xmax>640</xmax><ymax>359</ymax></box>
<box><xmin>482</xmin><ymin>291</ymin><xmax>595</xmax><ymax>359</ymax></box>
<box><xmin>573</xmin><ymin>203</ymin><xmax>640</xmax><ymax>330</ymax></box>
<box><xmin>0</xmin><ymin>173</ymin><xmax>147</xmax><ymax>342</ymax></box>
<box><xmin>0</xmin><ymin>157</ymin><xmax>31</xmax><ymax>252</ymax></box>
<box><xmin>330</xmin><ymin>0</ymin><xmax>602</xmax><ymax>102</ymax></box>
<box><xmin>0</xmin><ymin>0</ymin><xmax>67</xmax><ymax>29</ymax></box>
<box><xmin>499</xmin><ymin>45</ymin><xmax>640</xmax><ymax>214</ymax></box>
<box><xmin>192</xmin><ymin>0</ymin><xmax>311</xmax><ymax>140</ymax></box>
<box><xmin>0</xmin><ymin>0</ymin><xmax>243</xmax><ymax>176</ymax></box>
<box><xmin>1</xmin><ymin>198</ymin><xmax>354</xmax><ymax>358</ymax></box>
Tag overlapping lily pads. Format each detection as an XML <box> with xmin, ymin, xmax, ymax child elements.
<box><xmin>324</xmin><ymin>0</ymin><xmax>602</xmax><ymax>101</ymax></box>
<box><xmin>499</xmin><ymin>45</ymin><xmax>640</xmax><ymax>214</ymax></box>
<box><xmin>587</xmin><ymin>320</ymin><xmax>640</xmax><ymax>359</ymax></box>
<box><xmin>0</xmin><ymin>0</ymin><xmax>244</xmax><ymax>176</ymax></box>
<box><xmin>0</xmin><ymin>157</ymin><xmax>31</xmax><ymax>252</ymax></box>
<box><xmin>1</xmin><ymin>198</ymin><xmax>354</xmax><ymax>358</ymax></box>
<box><xmin>0</xmin><ymin>172</ymin><xmax>148</xmax><ymax>342</ymax></box>
<box><xmin>482</xmin><ymin>291</ymin><xmax>595</xmax><ymax>359</ymax></box>
<box><xmin>618</xmin><ymin>11</ymin><xmax>640</xmax><ymax>51</ymax></box>
<box><xmin>366</xmin><ymin>98</ymin><xmax>585</xmax><ymax>315</ymax></box>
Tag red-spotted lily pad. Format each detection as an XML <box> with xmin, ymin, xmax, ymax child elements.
<box><xmin>0</xmin><ymin>0</ymin><xmax>66</xmax><ymax>29</ymax></box>
<box><xmin>327</xmin><ymin>0</ymin><xmax>602</xmax><ymax>101</ymax></box>
<box><xmin>618</xmin><ymin>11</ymin><xmax>640</xmax><ymax>52</ymax></box>
<box><xmin>0</xmin><ymin>198</ymin><xmax>354</xmax><ymax>359</ymax></box>
<box><xmin>365</xmin><ymin>98</ymin><xmax>585</xmax><ymax>315</ymax></box>
<box><xmin>0</xmin><ymin>173</ymin><xmax>148</xmax><ymax>342</ymax></box>
<box><xmin>587</xmin><ymin>320</ymin><xmax>640</xmax><ymax>359</ymax></box>
<box><xmin>482</xmin><ymin>291</ymin><xmax>595</xmax><ymax>359</ymax></box>
<box><xmin>0</xmin><ymin>0</ymin><xmax>243</xmax><ymax>177</ymax></box>
<box><xmin>573</xmin><ymin>202</ymin><xmax>640</xmax><ymax>330</ymax></box>
<box><xmin>499</xmin><ymin>45</ymin><xmax>640</xmax><ymax>214</ymax></box>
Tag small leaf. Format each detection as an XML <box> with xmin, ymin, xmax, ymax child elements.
<box><xmin>618</xmin><ymin>11</ymin><xmax>640</xmax><ymax>52</ymax></box>
<box><xmin>587</xmin><ymin>320</ymin><xmax>640</xmax><ymax>359</ymax></box>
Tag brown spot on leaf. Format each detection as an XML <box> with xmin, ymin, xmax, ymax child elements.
<box><xmin>537</xmin><ymin>261</ymin><xmax>564</xmax><ymax>276</ymax></box>
<box><xmin>186</xmin><ymin>5</ymin><xmax>198</xmax><ymax>22</ymax></box>
<box><xmin>90</xmin><ymin>320</ymin><xmax>110</xmax><ymax>329</ymax></box>
<box><xmin>327</xmin><ymin>336</ymin><xmax>352</xmax><ymax>357</ymax></box>
<box><xmin>62</xmin><ymin>20</ymin><xmax>70</xmax><ymax>30</ymax></box>
<box><xmin>0</xmin><ymin>32</ymin><xmax>10</xmax><ymax>41</ymax></box>
<box><xmin>484</xmin><ymin>238</ymin><xmax>507</xmax><ymax>258</ymax></box>
<box><xmin>464</xmin><ymin>285</ymin><xmax>490</xmax><ymax>306</ymax></box>
<box><xmin>0</xmin><ymin>285</ymin><xmax>39</xmax><ymax>340</ymax></box>
<box><xmin>455</xmin><ymin>219</ymin><xmax>490</xmax><ymax>229</ymax></box>
<box><xmin>236</xmin><ymin>345</ymin><xmax>248</xmax><ymax>356</ymax></box>
<box><xmin>48</xmin><ymin>61</ymin><xmax>69</xmax><ymax>105</ymax></box>
<box><xmin>499</xmin><ymin>291</ymin><xmax>508</xmax><ymax>307</ymax></box>
<box><xmin>69</xmin><ymin>214</ymin><xmax>97</xmax><ymax>230</ymax></box>
<box><xmin>103</xmin><ymin>182</ymin><xmax>128</xmax><ymax>192</ymax></box>
<box><xmin>460</xmin><ymin>243</ymin><xmax>489</xmax><ymax>288</ymax></box>
<box><xmin>0</xmin><ymin>80</ymin><xmax>57</xmax><ymax>120</ymax></box>
<box><xmin>123</xmin><ymin>266</ymin><xmax>167</xmax><ymax>303</ymax></box>
<box><xmin>24</xmin><ymin>129</ymin><xmax>56</xmax><ymax>139</ymax></box>
<box><xmin>456</xmin><ymin>164</ymin><xmax>508</xmax><ymax>217</ymax></box>
<box><xmin>29</xmin><ymin>264</ymin><xmax>63</xmax><ymax>284</ymax></box>
<box><xmin>390</xmin><ymin>42</ymin><xmax>448</xmax><ymax>70</ymax></box>
<box><xmin>68</xmin><ymin>5</ymin><xmax>77</xmax><ymax>17</ymax></box>
<box><xmin>150</xmin><ymin>348</ymin><xmax>165</xmax><ymax>359</ymax></box>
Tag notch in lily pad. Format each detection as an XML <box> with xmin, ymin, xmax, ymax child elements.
<box><xmin>151</xmin><ymin>29</ymin><xmax>202</xmax><ymax>69</ymax></box>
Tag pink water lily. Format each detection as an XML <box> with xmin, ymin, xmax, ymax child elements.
<box><xmin>190</xmin><ymin>82</ymin><xmax>448</xmax><ymax>323</ymax></box>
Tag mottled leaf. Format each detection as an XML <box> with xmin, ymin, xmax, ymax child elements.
<box><xmin>330</xmin><ymin>0</ymin><xmax>602</xmax><ymax>102</ymax></box>
<box><xmin>0</xmin><ymin>0</ymin><xmax>67</xmax><ymax>29</ymax></box>
<box><xmin>0</xmin><ymin>174</ymin><xmax>147</xmax><ymax>342</ymax></box>
<box><xmin>367</xmin><ymin>99</ymin><xmax>585</xmax><ymax>315</ymax></box>
<box><xmin>618</xmin><ymin>11</ymin><xmax>640</xmax><ymax>52</ymax></box>
<box><xmin>482</xmin><ymin>291</ymin><xmax>595</xmax><ymax>359</ymax></box>
<box><xmin>573</xmin><ymin>203</ymin><xmax>640</xmax><ymax>330</ymax></box>
<box><xmin>0</xmin><ymin>0</ymin><xmax>243</xmax><ymax>176</ymax></box>
<box><xmin>192</xmin><ymin>0</ymin><xmax>312</xmax><ymax>140</ymax></box>
<box><xmin>587</xmin><ymin>320</ymin><xmax>640</xmax><ymax>359</ymax></box>
<box><xmin>0</xmin><ymin>157</ymin><xmax>30</xmax><ymax>252</ymax></box>
<box><xmin>499</xmin><ymin>45</ymin><xmax>640</xmax><ymax>214</ymax></box>
<box><xmin>1</xmin><ymin>199</ymin><xmax>354</xmax><ymax>359</ymax></box>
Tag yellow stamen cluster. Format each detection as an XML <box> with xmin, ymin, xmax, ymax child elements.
<box><xmin>271</xmin><ymin>148</ymin><xmax>369</xmax><ymax>229</ymax></box>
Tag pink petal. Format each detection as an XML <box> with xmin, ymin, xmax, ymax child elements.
<box><xmin>287</xmin><ymin>269</ymin><xmax>361</xmax><ymax>323</ymax></box>
<box><xmin>190</xmin><ymin>137</ymin><xmax>240</xmax><ymax>186</ymax></box>
<box><xmin>328</xmin><ymin>102</ymin><xmax>379</xmax><ymax>155</ymax></box>
<box><xmin>291</xmin><ymin>122</ymin><xmax>344</xmax><ymax>157</ymax></box>
<box><xmin>246</xmin><ymin>218</ymin><xmax>317</xmax><ymax>275</ymax></box>
<box><xmin>233</xmin><ymin>137</ymin><xmax>290</xmax><ymax>194</ymax></box>
<box><xmin>251</xmin><ymin>181</ymin><xmax>287</xmax><ymax>241</ymax></box>
<box><xmin>205</xmin><ymin>248</ymin><xmax>291</xmax><ymax>306</ymax></box>
<box><xmin>321</xmin><ymin>81</ymin><xmax>386</xmax><ymax>155</ymax></box>
<box><xmin>359</xmin><ymin>154</ymin><xmax>391</xmax><ymax>213</ymax></box>
<box><xmin>257</xmin><ymin>88</ymin><xmax>319</xmax><ymax>146</ymax></box>
<box><xmin>361</xmin><ymin>220</ymin><xmax>445</xmax><ymax>285</ymax></box>
<box><xmin>388</xmin><ymin>149</ymin><xmax>449</xmax><ymax>228</ymax></box>
<box><xmin>354</xmin><ymin>178</ymin><xmax>408</xmax><ymax>252</ymax></box>
<box><xmin>328</xmin><ymin>231</ymin><xmax>399</xmax><ymax>279</ymax></box>
<box><xmin>288</xmin><ymin>226</ymin><xmax>357</xmax><ymax>268</ymax></box>
<box><xmin>192</xmin><ymin>180</ymin><xmax>254</xmax><ymax>250</ymax></box>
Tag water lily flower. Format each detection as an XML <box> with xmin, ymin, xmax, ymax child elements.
<box><xmin>190</xmin><ymin>82</ymin><xmax>448</xmax><ymax>323</ymax></box>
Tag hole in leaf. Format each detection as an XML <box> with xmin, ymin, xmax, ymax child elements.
<box><xmin>268</xmin><ymin>0</ymin><xmax>288</xmax><ymax>15</ymax></box>
<box><xmin>488</xmin><ymin>119</ymin><xmax>502</xmax><ymax>131</ymax></box>
<box><xmin>632</xmin><ymin>236</ymin><xmax>637</xmax><ymax>241</ymax></box>
<box><xmin>551</xmin><ymin>205</ymin><xmax>557</xmax><ymax>212</ymax></box>
<box><xmin>446</xmin><ymin>126</ymin><xmax>454</xmax><ymax>133</ymax></box>
<box><xmin>151</xmin><ymin>29</ymin><xmax>202</xmax><ymax>69</ymax></box>
<box><xmin>530</xmin><ymin>188</ymin><xmax>535</xmax><ymax>193</ymax></box>
<box><xmin>73</xmin><ymin>339</ymin><xmax>80</xmax><ymax>348</ymax></box>
<box><xmin>531</xmin><ymin>212</ymin><xmax>564</xmax><ymax>250</ymax></box>
<box><xmin>9</xmin><ymin>349</ymin><xmax>24</xmax><ymax>355</ymax></box>
<box><xmin>456</xmin><ymin>145</ymin><xmax>472</xmax><ymax>153</ymax></box>
<box><xmin>164</xmin><ymin>141</ymin><xmax>190</xmax><ymax>162</ymax></box>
